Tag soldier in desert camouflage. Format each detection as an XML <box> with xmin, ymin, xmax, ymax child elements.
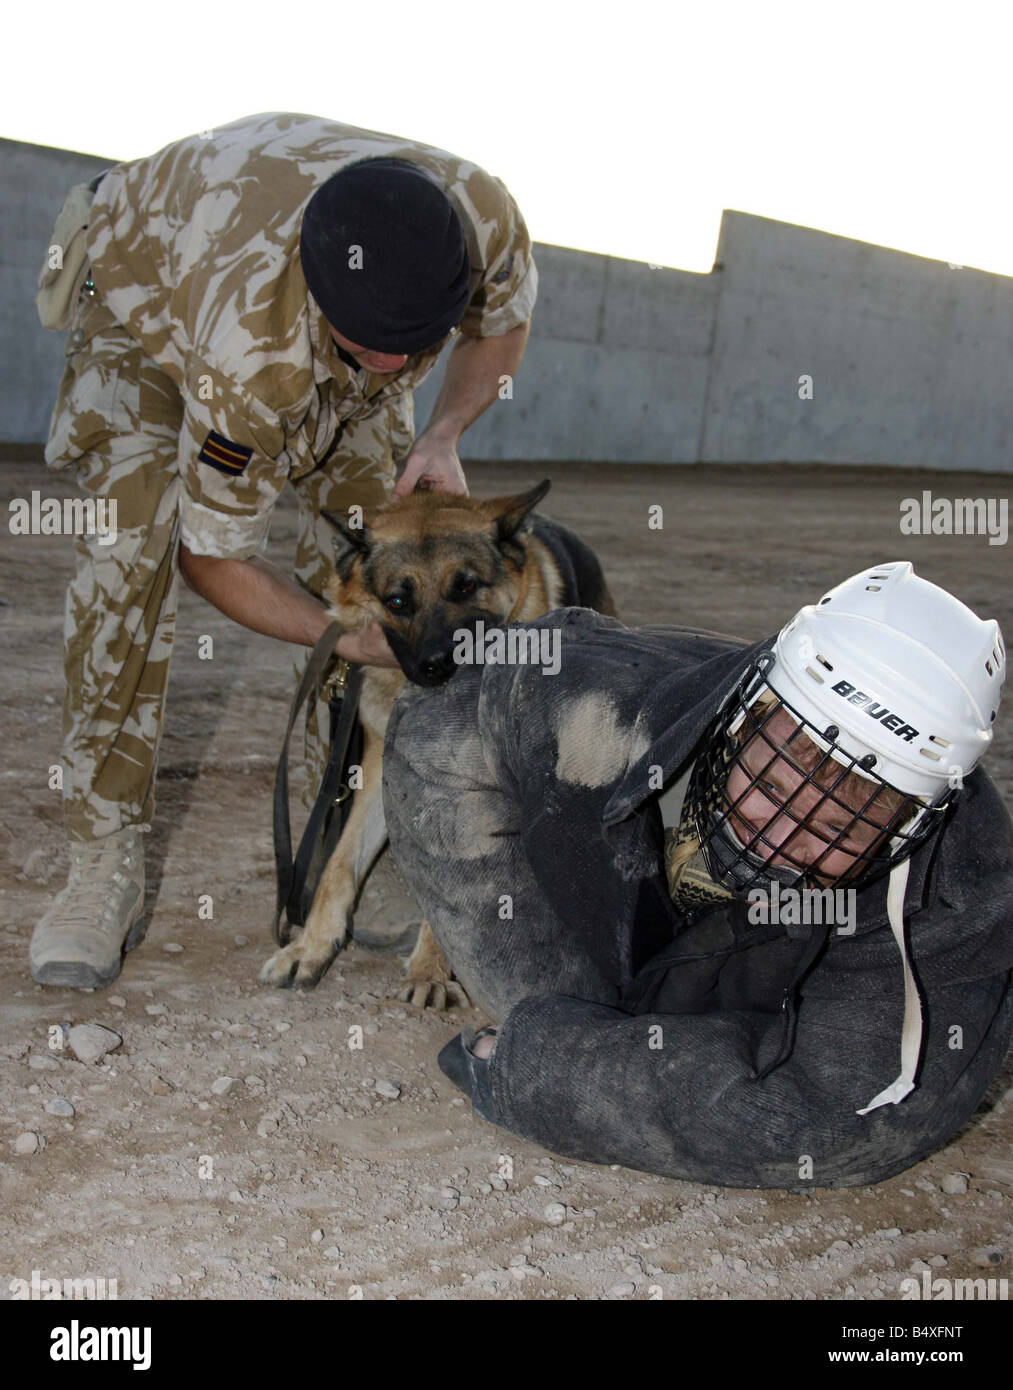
<box><xmin>31</xmin><ymin>112</ymin><xmax>537</xmax><ymax>988</ymax></box>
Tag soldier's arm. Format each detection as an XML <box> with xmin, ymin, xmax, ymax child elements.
<box><xmin>395</xmin><ymin>162</ymin><xmax>537</xmax><ymax>497</ymax></box>
<box><xmin>395</xmin><ymin>320</ymin><xmax>530</xmax><ymax>495</ymax></box>
<box><xmin>178</xmin><ymin>544</ymin><xmax>398</xmax><ymax>666</ymax></box>
<box><xmin>429</xmin><ymin>321</ymin><xmax>529</xmax><ymax>443</ymax></box>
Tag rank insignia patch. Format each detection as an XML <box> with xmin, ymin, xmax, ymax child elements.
<box><xmin>199</xmin><ymin>430</ymin><xmax>253</xmax><ymax>476</ymax></box>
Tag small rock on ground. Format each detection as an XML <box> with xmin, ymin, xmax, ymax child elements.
<box><xmin>68</xmin><ymin>1024</ymin><xmax>122</xmax><ymax>1065</ymax></box>
<box><xmin>941</xmin><ymin>1173</ymin><xmax>969</xmax><ymax>1195</ymax></box>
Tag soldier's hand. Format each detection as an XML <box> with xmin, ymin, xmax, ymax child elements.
<box><xmin>394</xmin><ymin>433</ymin><xmax>468</xmax><ymax>497</ymax></box>
<box><xmin>337</xmin><ymin>621</ymin><xmax>400</xmax><ymax>669</ymax></box>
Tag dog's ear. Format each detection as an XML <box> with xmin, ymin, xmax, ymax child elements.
<box><xmin>321</xmin><ymin>507</ymin><xmax>372</xmax><ymax>579</ymax></box>
<box><xmin>490</xmin><ymin>480</ymin><xmax>551</xmax><ymax>547</ymax></box>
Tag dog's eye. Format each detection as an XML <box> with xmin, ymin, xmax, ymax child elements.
<box><xmin>385</xmin><ymin>594</ymin><xmax>407</xmax><ymax>613</ymax></box>
<box><xmin>456</xmin><ymin>578</ymin><xmax>478</xmax><ymax>598</ymax></box>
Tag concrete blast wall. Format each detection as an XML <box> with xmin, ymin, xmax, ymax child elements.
<box><xmin>2</xmin><ymin>136</ymin><xmax>1011</xmax><ymax>471</ymax></box>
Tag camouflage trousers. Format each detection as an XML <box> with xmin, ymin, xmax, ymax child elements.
<box><xmin>46</xmin><ymin>288</ymin><xmax>412</xmax><ymax>842</ymax></box>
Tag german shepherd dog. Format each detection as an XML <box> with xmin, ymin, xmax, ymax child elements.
<box><xmin>259</xmin><ymin>479</ymin><xmax>617</xmax><ymax>998</ymax></box>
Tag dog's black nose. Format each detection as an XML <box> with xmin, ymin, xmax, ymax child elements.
<box><xmin>417</xmin><ymin>646</ymin><xmax>458</xmax><ymax>685</ymax></box>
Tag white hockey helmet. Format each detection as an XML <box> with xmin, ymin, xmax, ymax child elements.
<box><xmin>769</xmin><ymin>561</ymin><xmax>1004</xmax><ymax>801</ymax></box>
<box><xmin>689</xmin><ymin>560</ymin><xmax>1005</xmax><ymax>898</ymax></box>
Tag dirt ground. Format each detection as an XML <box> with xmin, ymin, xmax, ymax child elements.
<box><xmin>1</xmin><ymin>453</ymin><xmax>1010</xmax><ymax>1302</ymax></box>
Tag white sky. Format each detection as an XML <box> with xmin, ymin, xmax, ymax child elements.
<box><xmin>5</xmin><ymin>0</ymin><xmax>1012</xmax><ymax>277</ymax></box>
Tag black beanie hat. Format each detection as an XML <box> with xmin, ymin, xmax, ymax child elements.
<box><xmin>299</xmin><ymin>156</ymin><xmax>471</xmax><ymax>354</ymax></box>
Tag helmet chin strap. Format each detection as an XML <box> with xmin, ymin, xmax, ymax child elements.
<box><xmin>856</xmin><ymin>853</ymin><xmax>922</xmax><ymax>1113</ymax></box>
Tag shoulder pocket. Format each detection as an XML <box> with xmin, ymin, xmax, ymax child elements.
<box><xmin>36</xmin><ymin>183</ymin><xmax>96</xmax><ymax>331</ymax></box>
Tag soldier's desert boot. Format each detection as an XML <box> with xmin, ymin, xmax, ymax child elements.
<box><xmin>29</xmin><ymin>827</ymin><xmax>146</xmax><ymax>988</ymax></box>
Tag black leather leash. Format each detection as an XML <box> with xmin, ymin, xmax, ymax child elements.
<box><xmin>272</xmin><ymin>621</ymin><xmax>364</xmax><ymax>946</ymax></box>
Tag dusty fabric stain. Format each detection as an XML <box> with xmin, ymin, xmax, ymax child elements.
<box><xmin>555</xmin><ymin>693</ymin><xmax>649</xmax><ymax>788</ymax></box>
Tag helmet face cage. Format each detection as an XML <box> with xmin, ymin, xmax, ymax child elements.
<box><xmin>688</xmin><ymin>657</ymin><xmax>954</xmax><ymax>899</ymax></box>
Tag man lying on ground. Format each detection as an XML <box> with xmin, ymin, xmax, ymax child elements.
<box><xmin>382</xmin><ymin>561</ymin><xmax>1012</xmax><ymax>1187</ymax></box>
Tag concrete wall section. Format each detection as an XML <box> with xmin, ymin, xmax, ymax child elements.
<box><xmin>699</xmin><ymin>211</ymin><xmax>1012</xmax><ymax>469</ymax></box>
<box><xmin>414</xmin><ymin>244</ymin><xmax>719</xmax><ymax>462</ymax></box>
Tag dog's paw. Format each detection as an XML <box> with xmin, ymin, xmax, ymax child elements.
<box><xmin>392</xmin><ymin>920</ymin><xmax>468</xmax><ymax>1009</ymax></box>
<box><xmin>259</xmin><ymin>934</ymin><xmax>341</xmax><ymax>990</ymax></box>
<box><xmin>393</xmin><ymin>975</ymin><xmax>471</xmax><ymax>1010</ymax></box>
